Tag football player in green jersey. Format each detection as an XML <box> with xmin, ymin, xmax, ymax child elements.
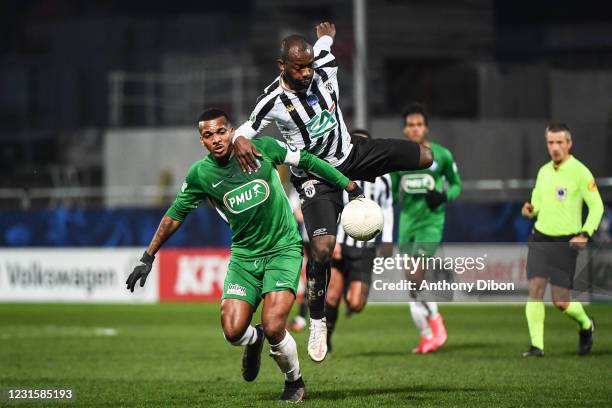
<box><xmin>521</xmin><ymin>123</ymin><xmax>602</xmax><ymax>357</ymax></box>
<box><xmin>391</xmin><ymin>103</ymin><xmax>462</xmax><ymax>354</ymax></box>
<box><xmin>126</xmin><ymin>109</ymin><xmax>362</xmax><ymax>402</ymax></box>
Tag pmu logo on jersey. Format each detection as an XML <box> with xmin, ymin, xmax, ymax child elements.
<box><xmin>400</xmin><ymin>174</ymin><xmax>435</xmax><ymax>194</ymax></box>
<box><xmin>223</xmin><ymin>179</ymin><xmax>270</xmax><ymax>214</ymax></box>
<box><xmin>306</xmin><ymin>102</ymin><xmax>338</xmax><ymax>139</ymax></box>
<box><xmin>555</xmin><ymin>186</ymin><xmax>568</xmax><ymax>201</ymax></box>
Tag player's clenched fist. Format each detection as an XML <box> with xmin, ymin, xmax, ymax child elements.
<box><xmin>521</xmin><ymin>202</ymin><xmax>535</xmax><ymax>218</ymax></box>
<box><xmin>126</xmin><ymin>251</ymin><xmax>155</xmax><ymax>292</ymax></box>
<box><xmin>316</xmin><ymin>22</ymin><xmax>336</xmax><ymax>39</ymax></box>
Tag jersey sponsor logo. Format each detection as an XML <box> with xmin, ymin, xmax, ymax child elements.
<box><xmin>305</xmin><ymin>102</ymin><xmax>338</xmax><ymax>140</ymax></box>
<box><xmin>223</xmin><ymin>179</ymin><xmax>270</xmax><ymax>214</ymax></box>
<box><xmin>181</xmin><ymin>182</ymin><xmax>188</xmax><ymax>193</ymax></box>
<box><xmin>226</xmin><ymin>283</ymin><xmax>246</xmax><ymax>297</ymax></box>
<box><xmin>212</xmin><ymin>180</ymin><xmax>224</xmax><ymax>188</ymax></box>
<box><xmin>275</xmin><ymin>281</ymin><xmax>291</xmax><ymax>287</ymax></box>
<box><xmin>588</xmin><ymin>179</ymin><xmax>598</xmax><ymax>192</ymax></box>
<box><xmin>325</xmin><ymin>82</ymin><xmax>334</xmax><ymax>93</ymax></box>
<box><xmin>555</xmin><ymin>186</ymin><xmax>568</xmax><ymax>201</ymax></box>
<box><xmin>286</xmin><ymin>104</ymin><xmax>295</xmax><ymax>113</ymax></box>
<box><xmin>400</xmin><ymin>174</ymin><xmax>436</xmax><ymax>194</ymax></box>
<box><xmin>249</xmin><ymin>112</ymin><xmax>256</xmax><ymax>123</ymax></box>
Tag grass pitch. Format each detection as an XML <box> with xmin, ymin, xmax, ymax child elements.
<box><xmin>1</xmin><ymin>303</ymin><xmax>611</xmax><ymax>407</ymax></box>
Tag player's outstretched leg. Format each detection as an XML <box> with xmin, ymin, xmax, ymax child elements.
<box><xmin>262</xmin><ymin>290</ymin><xmax>306</xmax><ymax>402</ymax></box>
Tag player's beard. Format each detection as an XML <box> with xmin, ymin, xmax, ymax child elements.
<box><xmin>283</xmin><ymin>72</ymin><xmax>311</xmax><ymax>91</ymax></box>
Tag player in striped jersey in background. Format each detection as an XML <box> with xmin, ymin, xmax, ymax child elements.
<box><xmin>325</xmin><ymin>129</ymin><xmax>394</xmax><ymax>353</ymax></box>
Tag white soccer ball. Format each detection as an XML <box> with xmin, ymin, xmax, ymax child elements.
<box><xmin>341</xmin><ymin>197</ymin><xmax>384</xmax><ymax>241</ymax></box>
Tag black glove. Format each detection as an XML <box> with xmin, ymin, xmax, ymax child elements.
<box><xmin>425</xmin><ymin>189</ymin><xmax>447</xmax><ymax>210</ymax></box>
<box><xmin>126</xmin><ymin>251</ymin><xmax>155</xmax><ymax>292</ymax></box>
<box><xmin>347</xmin><ymin>183</ymin><xmax>365</xmax><ymax>201</ymax></box>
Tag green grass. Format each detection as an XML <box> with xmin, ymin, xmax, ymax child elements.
<box><xmin>1</xmin><ymin>303</ymin><xmax>611</xmax><ymax>407</ymax></box>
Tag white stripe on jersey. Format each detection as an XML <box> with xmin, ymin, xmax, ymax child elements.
<box><xmin>235</xmin><ymin>35</ymin><xmax>353</xmax><ymax>170</ymax></box>
<box><xmin>337</xmin><ymin>175</ymin><xmax>394</xmax><ymax>248</ymax></box>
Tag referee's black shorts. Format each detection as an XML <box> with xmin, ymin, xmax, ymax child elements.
<box><xmin>526</xmin><ymin>229</ymin><xmax>579</xmax><ymax>289</ymax></box>
<box><xmin>291</xmin><ymin>135</ymin><xmax>421</xmax><ymax>239</ymax></box>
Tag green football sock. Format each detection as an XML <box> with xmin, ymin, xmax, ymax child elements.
<box><xmin>525</xmin><ymin>300</ymin><xmax>545</xmax><ymax>350</ymax></box>
<box><xmin>563</xmin><ymin>302</ymin><xmax>592</xmax><ymax>330</ymax></box>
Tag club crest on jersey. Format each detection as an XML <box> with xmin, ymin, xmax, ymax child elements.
<box><xmin>223</xmin><ymin>179</ymin><xmax>270</xmax><ymax>214</ymax></box>
<box><xmin>555</xmin><ymin>186</ymin><xmax>567</xmax><ymax>201</ymax></box>
<box><xmin>325</xmin><ymin>82</ymin><xmax>333</xmax><ymax>93</ymax></box>
<box><xmin>400</xmin><ymin>174</ymin><xmax>436</xmax><ymax>194</ymax></box>
<box><xmin>305</xmin><ymin>102</ymin><xmax>338</xmax><ymax>140</ymax></box>
<box><xmin>304</xmin><ymin>184</ymin><xmax>316</xmax><ymax>198</ymax></box>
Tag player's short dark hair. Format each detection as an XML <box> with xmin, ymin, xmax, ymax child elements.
<box><xmin>402</xmin><ymin>102</ymin><xmax>428</xmax><ymax>126</ymax></box>
<box><xmin>279</xmin><ymin>35</ymin><xmax>312</xmax><ymax>62</ymax></box>
<box><xmin>350</xmin><ymin>128</ymin><xmax>371</xmax><ymax>139</ymax></box>
<box><xmin>197</xmin><ymin>108</ymin><xmax>231</xmax><ymax>126</ymax></box>
<box><xmin>546</xmin><ymin>122</ymin><xmax>572</xmax><ymax>140</ymax></box>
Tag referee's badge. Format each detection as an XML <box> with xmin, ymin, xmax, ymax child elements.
<box><xmin>555</xmin><ymin>186</ymin><xmax>568</xmax><ymax>201</ymax></box>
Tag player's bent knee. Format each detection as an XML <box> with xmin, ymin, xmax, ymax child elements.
<box><xmin>222</xmin><ymin>325</ymin><xmax>247</xmax><ymax>344</ymax></box>
<box><xmin>310</xmin><ymin>236</ymin><xmax>335</xmax><ymax>263</ymax></box>
<box><xmin>348</xmin><ymin>298</ymin><xmax>366</xmax><ymax>313</ymax></box>
<box><xmin>553</xmin><ymin>299</ymin><xmax>569</xmax><ymax>311</ymax></box>
<box><xmin>262</xmin><ymin>318</ymin><xmax>285</xmax><ymax>343</ymax></box>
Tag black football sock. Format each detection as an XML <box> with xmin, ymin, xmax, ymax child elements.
<box><xmin>298</xmin><ymin>298</ymin><xmax>308</xmax><ymax>319</ymax></box>
<box><xmin>325</xmin><ymin>301</ymin><xmax>339</xmax><ymax>350</ymax></box>
<box><xmin>306</xmin><ymin>260</ymin><xmax>329</xmax><ymax>319</ymax></box>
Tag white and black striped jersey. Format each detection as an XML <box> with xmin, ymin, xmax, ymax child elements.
<box><xmin>235</xmin><ymin>35</ymin><xmax>353</xmax><ymax>171</ymax></box>
<box><xmin>337</xmin><ymin>174</ymin><xmax>394</xmax><ymax>248</ymax></box>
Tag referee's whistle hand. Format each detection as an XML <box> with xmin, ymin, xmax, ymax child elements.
<box><xmin>233</xmin><ymin>136</ymin><xmax>261</xmax><ymax>173</ymax></box>
<box><xmin>521</xmin><ymin>202</ymin><xmax>534</xmax><ymax>218</ymax></box>
<box><xmin>569</xmin><ymin>235</ymin><xmax>588</xmax><ymax>250</ymax></box>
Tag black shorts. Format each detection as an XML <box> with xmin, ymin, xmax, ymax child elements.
<box><xmin>526</xmin><ymin>229</ymin><xmax>579</xmax><ymax>289</ymax></box>
<box><xmin>291</xmin><ymin>135</ymin><xmax>421</xmax><ymax>239</ymax></box>
<box><xmin>332</xmin><ymin>244</ymin><xmax>376</xmax><ymax>285</ymax></box>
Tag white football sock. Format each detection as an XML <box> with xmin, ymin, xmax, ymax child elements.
<box><xmin>269</xmin><ymin>331</ymin><xmax>301</xmax><ymax>382</ymax></box>
<box><xmin>425</xmin><ymin>301</ymin><xmax>439</xmax><ymax>319</ymax></box>
<box><xmin>409</xmin><ymin>302</ymin><xmax>433</xmax><ymax>339</ymax></box>
<box><xmin>228</xmin><ymin>325</ymin><xmax>258</xmax><ymax>346</ymax></box>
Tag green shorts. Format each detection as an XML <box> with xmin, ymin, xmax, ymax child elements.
<box><xmin>399</xmin><ymin>226</ymin><xmax>443</xmax><ymax>257</ymax></box>
<box><xmin>222</xmin><ymin>247</ymin><xmax>303</xmax><ymax>307</ymax></box>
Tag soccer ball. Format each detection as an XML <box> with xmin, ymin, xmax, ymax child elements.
<box><xmin>341</xmin><ymin>198</ymin><xmax>384</xmax><ymax>241</ymax></box>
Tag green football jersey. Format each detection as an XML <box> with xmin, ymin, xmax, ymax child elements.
<box><xmin>531</xmin><ymin>155</ymin><xmax>603</xmax><ymax>236</ymax></box>
<box><xmin>166</xmin><ymin>136</ymin><xmax>350</xmax><ymax>258</ymax></box>
<box><xmin>391</xmin><ymin>142</ymin><xmax>462</xmax><ymax>241</ymax></box>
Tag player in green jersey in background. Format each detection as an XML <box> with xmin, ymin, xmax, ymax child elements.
<box><xmin>521</xmin><ymin>123</ymin><xmax>603</xmax><ymax>357</ymax></box>
<box><xmin>125</xmin><ymin>109</ymin><xmax>362</xmax><ymax>402</ymax></box>
<box><xmin>391</xmin><ymin>103</ymin><xmax>462</xmax><ymax>354</ymax></box>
